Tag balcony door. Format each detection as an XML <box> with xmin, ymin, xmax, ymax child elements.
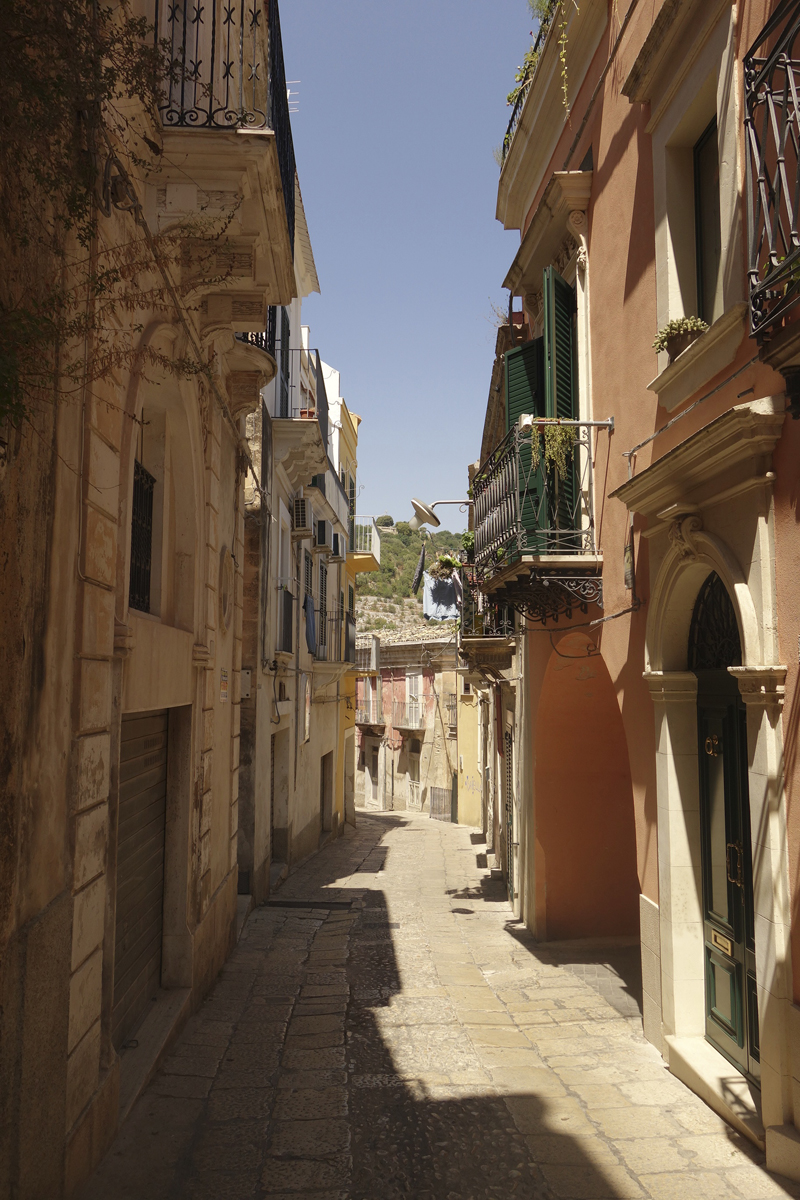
<box><xmin>503</xmin><ymin>265</ymin><xmax>577</xmax><ymax>557</ymax></box>
<box><xmin>407</xmin><ymin>671</ymin><xmax>421</xmax><ymax>727</ymax></box>
<box><xmin>691</xmin><ymin>573</ymin><xmax>759</xmax><ymax>1083</ymax></box>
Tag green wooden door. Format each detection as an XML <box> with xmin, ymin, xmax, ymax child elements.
<box><xmin>691</xmin><ymin>572</ymin><xmax>759</xmax><ymax>1083</ymax></box>
<box><xmin>543</xmin><ymin>267</ymin><xmax>578</xmax><ymax>549</ymax></box>
<box><xmin>697</xmin><ymin>671</ymin><xmax>760</xmax><ymax>1081</ymax></box>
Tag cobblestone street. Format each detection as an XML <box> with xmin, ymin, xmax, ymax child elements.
<box><xmin>82</xmin><ymin>814</ymin><xmax>800</xmax><ymax>1200</ymax></box>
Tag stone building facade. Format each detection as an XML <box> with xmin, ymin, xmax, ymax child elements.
<box><xmin>456</xmin><ymin>0</ymin><xmax>800</xmax><ymax>1179</ymax></box>
<box><xmin>355</xmin><ymin>639</ymin><xmax>459</xmax><ymax>816</ymax></box>
<box><xmin>0</xmin><ymin>1</ymin><xmax>300</xmax><ymax>1194</ymax></box>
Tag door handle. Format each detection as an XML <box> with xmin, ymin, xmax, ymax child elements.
<box><xmin>726</xmin><ymin>841</ymin><xmax>744</xmax><ymax>888</ymax></box>
<box><xmin>705</xmin><ymin>734</ymin><xmax>721</xmax><ymax>757</ymax></box>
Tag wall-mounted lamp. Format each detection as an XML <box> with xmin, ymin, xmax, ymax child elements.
<box><xmin>407</xmin><ymin>497</ymin><xmax>472</xmax><ymax>531</ymax></box>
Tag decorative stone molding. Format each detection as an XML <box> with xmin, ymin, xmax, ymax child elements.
<box><xmin>643</xmin><ymin>670</ymin><xmax>698</xmax><ymax>702</ymax></box>
<box><xmin>611</xmin><ymin>399</ymin><xmax>786</xmax><ymax>519</ymax></box>
<box><xmin>553</xmin><ymin>233</ymin><xmax>579</xmax><ymax>277</ymax></box>
<box><xmin>663</xmin><ymin>506</ymin><xmax>704</xmax><ymax>560</ymax></box>
<box><xmin>226</xmin><ymin>370</ymin><xmax>263</xmax><ymax>419</ymax></box>
<box><xmin>193</xmin><ymin>642</ymin><xmax>212</xmax><ymax>669</ymax></box>
<box><xmin>728</xmin><ymin>666</ymin><xmax>787</xmax><ymax>712</ymax></box>
<box><xmin>503</xmin><ymin>170</ymin><xmax>592</xmax><ymax>296</ymax></box>
<box><xmin>113</xmin><ymin>620</ymin><xmax>136</xmax><ymax>659</ymax></box>
<box><xmin>524</xmin><ymin>291</ymin><xmax>543</xmax><ymax>325</ymax></box>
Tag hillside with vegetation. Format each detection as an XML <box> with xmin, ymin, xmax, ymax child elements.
<box><xmin>356</xmin><ymin>520</ymin><xmax>464</xmax><ymax>641</ymax></box>
<box><xmin>357</xmin><ymin>521</ymin><xmax>463</xmax><ymax>601</ymax></box>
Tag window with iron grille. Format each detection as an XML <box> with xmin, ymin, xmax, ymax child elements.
<box><xmin>266</xmin><ymin>306</ymin><xmax>277</xmax><ymax>359</ymax></box>
<box><xmin>129</xmin><ymin>460</ymin><xmax>155</xmax><ymax>612</ymax></box>
<box><xmin>304</xmin><ymin>550</ymin><xmax>313</xmax><ymax>597</ymax></box>
<box><xmin>278</xmin><ymin>307</ymin><xmax>290</xmax><ymax>418</ymax></box>
<box><xmin>318</xmin><ymin>561</ymin><xmax>328</xmax><ymax>648</ymax></box>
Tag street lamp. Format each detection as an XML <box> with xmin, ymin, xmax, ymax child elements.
<box><xmin>407</xmin><ymin>497</ymin><xmax>472</xmax><ymax>531</ymax></box>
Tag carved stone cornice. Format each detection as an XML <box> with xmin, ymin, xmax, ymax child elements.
<box><xmin>611</xmin><ymin>399</ymin><xmax>786</xmax><ymax>518</ymax></box>
<box><xmin>503</xmin><ymin>171</ymin><xmax>592</xmax><ymax>296</ymax></box>
<box><xmin>728</xmin><ymin>666</ymin><xmax>787</xmax><ymax>710</ymax></box>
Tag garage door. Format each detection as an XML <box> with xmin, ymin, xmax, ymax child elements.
<box><xmin>113</xmin><ymin>710</ymin><xmax>168</xmax><ymax>1049</ymax></box>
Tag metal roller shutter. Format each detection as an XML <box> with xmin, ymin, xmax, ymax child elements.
<box><xmin>113</xmin><ymin>710</ymin><xmax>168</xmax><ymax>1049</ymax></box>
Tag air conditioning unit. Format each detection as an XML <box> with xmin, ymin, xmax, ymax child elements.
<box><xmin>329</xmin><ymin>532</ymin><xmax>345</xmax><ymax>562</ymax></box>
<box><xmin>292</xmin><ymin>495</ymin><xmax>314</xmax><ymax>540</ymax></box>
<box><xmin>313</xmin><ymin>519</ymin><xmax>332</xmax><ymax>553</ymax></box>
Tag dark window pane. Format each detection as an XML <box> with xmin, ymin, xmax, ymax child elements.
<box><xmin>695</xmin><ymin>118</ymin><xmax>722</xmax><ymax>324</ymax></box>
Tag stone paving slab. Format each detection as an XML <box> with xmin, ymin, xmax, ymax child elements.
<box><xmin>81</xmin><ymin>812</ymin><xmax>800</xmax><ymax>1200</ymax></box>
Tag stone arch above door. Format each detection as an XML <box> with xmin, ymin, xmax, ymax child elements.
<box><xmin>645</xmin><ymin>528</ymin><xmax>761</xmax><ymax>674</ymax></box>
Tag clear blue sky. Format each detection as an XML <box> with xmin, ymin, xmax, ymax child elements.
<box><xmin>280</xmin><ymin>1</ymin><xmax>531</xmax><ymax>533</ymax></box>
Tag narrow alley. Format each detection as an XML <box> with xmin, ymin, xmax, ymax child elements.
<box><xmin>82</xmin><ymin>815</ymin><xmax>800</xmax><ymax>1200</ymax></box>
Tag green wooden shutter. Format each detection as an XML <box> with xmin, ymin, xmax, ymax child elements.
<box><xmin>505</xmin><ymin>339</ymin><xmax>545</xmax><ymax>431</ymax></box>
<box><xmin>543</xmin><ymin>267</ymin><xmax>578</xmax><ymax>545</ymax></box>
<box><xmin>504</xmin><ymin>339</ymin><xmax>547</xmax><ymax>554</ymax></box>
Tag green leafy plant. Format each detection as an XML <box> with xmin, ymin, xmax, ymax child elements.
<box><xmin>652</xmin><ymin>316</ymin><xmax>709</xmax><ymax>354</ymax></box>
<box><xmin>527</xmin><ymin>420</ymin><xmax>577</xmax><ymax>480</ymax></box>
<box><xmin>461</xmin><ymin>530</ymin><xmax>475</xmax><ymax>554</ymax></box>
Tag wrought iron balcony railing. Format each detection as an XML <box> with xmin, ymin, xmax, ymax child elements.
<box><xmin>473</xmin><ymin>419</ymin><xmax>610</xmax><ymax>578</ymax></box>
<box><xmin>356</xmin><ymin>701</ymin><xmax>384</xmax><ymax>726</ymax></box>
<box><xmin>501</xmin><ymin>15</ymin><xmax>550</xmax><ymax>166</ymax></box>
<box><xmin>314</xmin><ymin>613</ymin><xmax>356</xmax><ymax>664</ymax></box>
<box><xmin>391</xmin><ymin>702</ymin><xmax>427</xmax><ymax>732</ymax></box>
<box><xmin>745</xmin><ymin>0</ymin><xmax>800</xmax><ymax>341</ymax></box>
<box><xmin>461</xmin><ymin>572</ymin><xmax>516</xmax><ymax>640</ymax></box>
<box><xmin>155</xmin><ymin>0</ymin><xmax>295</xmax><ymax>250</ymax></box>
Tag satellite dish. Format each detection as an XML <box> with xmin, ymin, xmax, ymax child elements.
<box><xmin>409</xmin><ymin>498</ymin><xmax>440</xmax><ymax>531</ymax></box>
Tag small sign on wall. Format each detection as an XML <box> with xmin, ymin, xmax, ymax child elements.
<box><xmin>220</xmin><ymin>668</ymin><xmax>229</xmax><ymax>702</ymax></box>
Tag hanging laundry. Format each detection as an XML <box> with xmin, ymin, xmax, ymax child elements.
<box><xmin>452</xmin><ymin>569</ymin><xmax>463</xmax><ymax>608</ymax></box>
<box><xmin>422</xmin><ymin>571</ymin><xmax>459</xmax><ymax>621</ymax></box>
<box><xmin>411</xmin><ymin>544</ymin><xmax>425</xmax><ymax>595</ymax></box>
<box><xmin>303</xmin><ymin>594</ymin><xmax>316</xmax><ymax>654</ymax></box>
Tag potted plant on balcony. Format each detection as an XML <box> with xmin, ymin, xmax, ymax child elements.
<box><xmin>427</xmin><ymin>553</ymin><xmax>461</xmax><ymax>580</ymax></box>
<box><xmin>653</xmin><ymin>316</ymin><xmax>709</xmax><ymax>363</ymax></box>
<box><xmin>461</xmin><ymin>530</ymin><xmax>475</xmax><ymax>563</ymax></box>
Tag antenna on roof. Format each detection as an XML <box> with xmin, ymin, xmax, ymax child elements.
<box><xmin>287</xmin><ymin>81</ymin><xmax>300</xmax><ymax>114</ymax></box>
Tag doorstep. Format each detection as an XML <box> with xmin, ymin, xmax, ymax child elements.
<box><xmin>665</xmin><ymin>1034</ymin><xmax>765</xmax><ymax>1149</ymax></box>
<box><xmin>117</xmin><ymin>987</ymin><xmax>192</xmax><ymax>1125</ymax></box>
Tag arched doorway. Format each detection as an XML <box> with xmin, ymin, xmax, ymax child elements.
<box><xmin>535</xmin><ymin>632</ymin><xmax>639</xmax><ymax>939</ymax></box>
<box><xmin>690</xmin><ymin>572</ymin><xmax>760</xmax><ymax>1083</ymax></box>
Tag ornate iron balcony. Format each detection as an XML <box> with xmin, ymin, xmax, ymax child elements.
<box><xmin>155</xmin><ymin>0</ymin><xmax>295</xmax><ymax>250</ymax></box>
<box><xmin>472</xmin><ymin>418</ymin><xmax>610</xmax><ymax>623</ymax></box>
<box><xmin>745</xmin><ymin>0</ymin><xmax>800</xmax><ymax>342</ymax></box>
<box><xmin>461</xmin><ymin>568</ymin><xmax>516</xmax><ymax>640</ymax></box>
